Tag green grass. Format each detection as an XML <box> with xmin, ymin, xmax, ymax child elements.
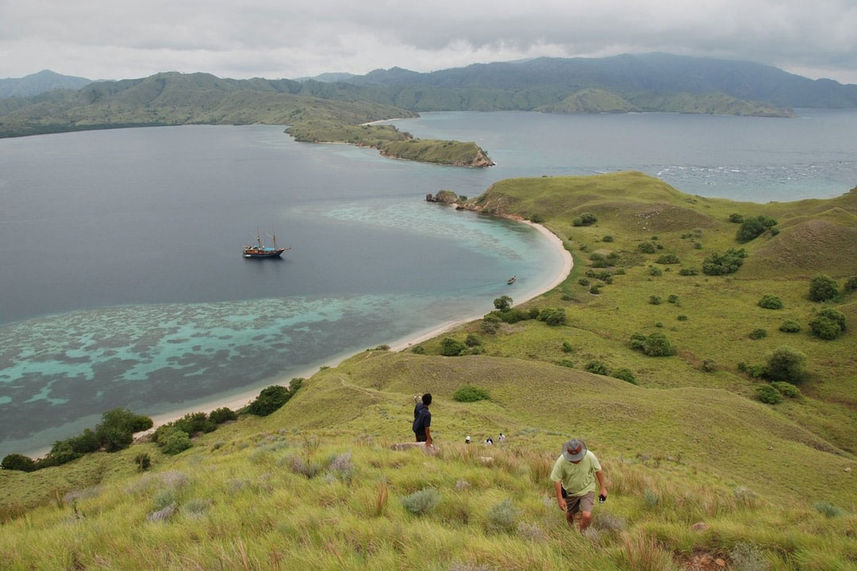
<box><xmin>2</xmin><ymin>171</ymin><xmax>857</xmax><ymax>568</ymax></box>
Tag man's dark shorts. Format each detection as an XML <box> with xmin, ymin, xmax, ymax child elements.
<box><xmin>562</xmin><ymin>488</ymin><xmax>595</xmax><ymax>514</ymax></box>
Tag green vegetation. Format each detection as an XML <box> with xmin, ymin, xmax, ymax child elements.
<box><xmin>3</xmin><ymin>171</ymin><xmax>857</xmax><ymax>568</ymax></box>
<box><xmin>452</xmin><ymin>385</ymin><xmax>490</xmax><ymax>402</ymax></box>
<box><xmin>809</xmin><ymin>274</ymin><xmax>840</xmax><ymax>302</ymax></box>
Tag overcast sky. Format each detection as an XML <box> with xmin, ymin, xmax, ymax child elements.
<box><xmin>1</xmin><ymin>0</ymin><xmax>856</xmax><ymax>84</ymax></box>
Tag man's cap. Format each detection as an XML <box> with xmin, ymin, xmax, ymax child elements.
<box><xmin>562</xmin><ymin>438</ymin><xmax>587</xmax><ymax>462</ymax></box>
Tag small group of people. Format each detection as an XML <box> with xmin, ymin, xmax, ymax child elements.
<box><xmin>464</xmin><ymin>432</ymin><xmax>505</xmax><ymax>445</ymax></box>
<box><xmin>411</xmin><ymin>393</ymin><xmax>607</xmax><ymax>533</ymax></box>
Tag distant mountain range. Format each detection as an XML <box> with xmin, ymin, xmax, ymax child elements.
<box><xmin>2</xmin><ymin>54</ymin><xmax>857</xmax><ymax>139</ymax></box>
<box><xmin>0</xmin><ymin>69</ymin><xmax>91</xmax><ymax>98</ymax></box>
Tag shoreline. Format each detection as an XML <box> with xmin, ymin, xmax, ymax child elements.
<box><xmin>24</xmin><ymin>219</ymin><xmax>572</xmax><ymax>456</ymax></box>
<box><xmin>144</xmin><ymin>219</ymin><xmax>571</xmax><ymax>432</ymax></box>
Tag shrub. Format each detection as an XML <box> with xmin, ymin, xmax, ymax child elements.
<box><xmin>96</xmin><ymin>408</ymin><xmax>153</xmax><ymax>452</ymax></box>
<box><xmin>401</xmin><ymin>488</ymin><xmax>440</xmax><ymax>516</ymax></box>
<box><xmin>174</xmin><ymin>412</ymin><xmax>216</xmax><ymax>436</ymax></box>
<box><xmin>481</xmin><ymin>315</ymin><xmax>500</xmax><ymax>334</ymax></box>
<box><xmin>736</xmin><ymin>218</ymin><xmax>765</xmax><ymax>242</ymax></box>
<box><xmin>808</xmin><ymin>274</ymin><xmax>838</xmax><ymax>302</ymax></box>
<box><xmin>749</xmin><ymin>328</ymin><xmax>767</xmax><ymax>340</ymax></box>
<box><xmin>465</xmin><ymin>334</ymin><xmax>482</xmax><ymax>347</ymax></box>
<box><xmin>209</xmin><ymin>407</ymin><xmax>237</xmax><ymax>424</ymax></box>
<box><xmin>572</xmin><ymin>212</ymin><xmax>597</xmax><ymax>226</ymax></box>
<box><xmin>637</xmin><ymin>242</ymin><xmax>656</xmax><ymax>254</ymax></box>
<box><xmin>578</xmin><ymin>278</ymin><xmax>590</xmax><ymax>286</ymax></box>
<box><xmin>757</xmin><ymin>294</ymin><xmax>783</xmax><ymax>309</ymax></box>
<box><xmin>667</xmin><ymin>295</ymin><xmax>679</xmax><ymax>304</ymax></box>
<box><xmin>585</xmin><ymin>361</ymin><xmax>610</xmax><ymax>375</ymax></box>
<box><xmin>765</xmin><ymin>347</ymin><xmax>807</xmax><ymax>383</ymax></box>
<box><xmin>589</xmin><ymin>285</ymin><xmax>602</xmax><ymax>295</ymax></box>
<box><xmin>701</xmin><ymin>360</ymin><xmax>717</xmax><ymax>373</ymax></box>
<box><xmin>1</xmin><ymin>453</ymin><xmax>37</xmax><ymax>472</ymax></box>
<box><xmin>558</xmin><ymin>359</ymin><xmax>575</xmax><ymax>368</ymax></box>
<box><xmin>453</xmin><ymin>385</ymin><xmax>490</xmax><ymax>402</ymax></box>
<box><xmin>648</xmin><ymin>295</ymin><xmax>662</xmax><ymax>305</ymax></box>
<box><xmin>485</xmin><ymin>499</ymin><xmax>522</xmax><ymax>533</ymax></box>
<box><xmin>679</xmin><ymin>268</ymin><xmax>699</xmax><ymax>276</ymax></box>
<box><xmin>248</xmin><ymin>385</ymin><xmax>292</xmax><ymax>416</ymax></box>
<box><xmin>677</xmin><ymin>314</ymin><xmax>688</xmax><ymax>321</ymax></box>
<box><xmin>756</xmin><ymin>384</ymin><xmax>783</xmax><ymax>404</ymax></box>
<box><xmin>702</xmin><ymin>248</ymin><xmax>746</xmax><ymax>275</ymax></box>
<box><xmin>135</xmin><ymin>453</ymin><xmax>152</xmax><ymax>472</ymax></box>
<box><xmin>612</xmin><ymin>368</ymin><xmax>638</xmax><ymax>384</ymax></box>
<box><xmin>530</xmin><ymin>214</ymin><xmax>545</xmax><ymax>223</ymax></box>
<box><xmin>440</xmin><ymin>337</ymin><xmax>467</xmax><ymax>356</ymax></box>
<box><xmin>655</xmin><ymin>254</ymin><xmax>680</xmax><ymax>264</ymax></box>
<box><xmin>648</xmin><ymin>267</ymin><xmax>662</xmax><ymax>277</ymax></box>
<box><xmin>809</xmin><ymin>308</ymin><xmax>846</xmax><ymax>340</ymax></box>
<box><xmin>779</xmin><ymin>320</ymin><xmax>801</xmax><ymax>333</ymax></box>
<box><xmin>160</xmin><ymin>428</ymin><xmax>192</xmax><ymax>455</ymax></box>
<box><xmin>630</xmin><ymin>332</ymin><xmax>675</xmax><ymax>357</ymax></box>
<box><xmin>814</xmin><ymin>502</ymin><xmax>844</xmax><ymax>518</ymax></box>
<box><xmin>602</xmin><ymin>235</ymin><xmax>614</xmax><ymax>242</ymax></box>
<box><xmin>538</xmin><ymin>308</ymin><xmax>567</xmax><ymax>326</ymax></box>
<box><xmin>561</xmin><ymin>341</ymin><xmax>573</xmax><ymax>353</ymax></box>
<box><xmin>493</xmin><ymin>295</ymin><xmax>513</xmax><ymax>311</ymax></box>
<box><xmin>844</xmin><ymin>276</ymin><xmax>857</xmax><ymax>293</ymax></box>
<box><xmin>772</xmin><ymin>381</ymin><xmax>801</xmax><ymax>398</ymax></box>
<box><xmin>728</xmin><ymin>213</ymin><xmax>744</xmax><ymax>223</ymax></box>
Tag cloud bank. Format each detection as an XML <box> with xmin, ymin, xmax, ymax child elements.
<box><xmin>1</xmin><ymin>0</ymin><xmax>855</xmax><ymax>83</ymax></box>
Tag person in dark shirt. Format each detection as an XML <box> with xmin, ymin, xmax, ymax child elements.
<box><xmin>412</xmin><ymin>393</ymin><xmax>432</xmax><ymax>446</ymax></box>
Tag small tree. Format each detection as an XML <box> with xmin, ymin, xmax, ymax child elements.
<box><xmin>810</xmin><ymin>308</ymin><xmax>847</xmax><ymax>340</ymax></box>
<box><xmin>538</xmin><ymin>308</ymin><xmax>567</xmax><ymax>326</ymax></box>
<box><xmin>248</xmin><ymin>385</ymin><xmax>292</xmax><ymax>416</ymax></box>
<box><xmin>440</xmin><ymin>337</ymin><xmax>466</xmax><ymax>356</ymax></box>
<box><xmin>1</xmin><ymin>453</ymin><xmax>37</xmax><ymax>472</ymax></box>
<box><xmin>756</xmin><ymin>384</ymin><xmax>783</xmax><ymax>405</ymax></box>
<box><xmin>757</xmin><ymin>294</ymin><xmax>784</xmax><ymax>310</ymax></box>
<box><xmin>765</xmin><ymin>347</ymin><xmax>807</xmax><ymax>383</ymax></box>
<box><xmin>453</xmin><ymin>385</ymin><xmax>490</xmax><ymax>402</ymax></box>
<box><xmin>809</xmin><ymin>275</ymin><xmax>839</xmax><ymax>302</ymax></box>
<box><xmin>493</xmin><ymin>295</ymin><xmax>512</xmax><ymax>312</ymax></box>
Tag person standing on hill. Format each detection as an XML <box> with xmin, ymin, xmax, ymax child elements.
<box><xmin>550</xmin><ymin>438</ymin><xmax>607</xmax><ymax>532</ymax></box>
<box><xmin>412</xmin><ymin>393</ymin><xmax>432</xmax><ymax>447</ymax></box>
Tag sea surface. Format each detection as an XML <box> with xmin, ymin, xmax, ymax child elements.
<box><xmin>2</xmin><ymin>109</ymin><xmax>857</xmax><ymax>457</ymax></box>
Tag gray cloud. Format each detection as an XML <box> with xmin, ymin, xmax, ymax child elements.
<box><xmin>1</xmin><ymin>0</ymin><xmax>855</xmax><ymax>83</ymax></box>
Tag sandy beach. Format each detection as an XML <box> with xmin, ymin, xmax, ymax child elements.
<box><xmin>137</xmin><ymin>220</ymin><xmax>572</xmax><ymax>440</ymax></box>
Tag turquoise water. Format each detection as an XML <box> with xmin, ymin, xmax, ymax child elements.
<box><xmin>3</xmin><ymin>109</ymin><xmax>856</xmax><ymax>457</ymax></box>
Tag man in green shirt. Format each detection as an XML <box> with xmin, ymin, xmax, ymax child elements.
<box><xmin>550</xmin><ymin>438</ymin><xmax>607</xmax><ymax>532</ymax></box>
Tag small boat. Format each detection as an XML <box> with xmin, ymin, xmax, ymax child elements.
<box><xmin>243</xmin><ymin>231</ymin><xmax>290</xmax><ymax>259</ymax></box>
<box><xmin>507</xmin><ymin>275</ymin><xmax>517</xmax><ymax>285</ymax></box>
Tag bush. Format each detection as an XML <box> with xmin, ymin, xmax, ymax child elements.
<box><xmin>772</xmin><ymin>381</ymin><xmax>801</xmax><ymax>399</ymax></box>
<box><xmin>493</xmin><ymin>295</ymin><xmax>512</xmax><ymax>311</ymax></box>
<box><xmin>756</xmin><ymin>384</ymin><xmax>783</xmax><ymax>404</ymax></box>
<box><xmin>602</xmin><ymin>235</ymin><xmax>614</xmax><ymax>242</ymax></box>
<box><xmin>637</xmin><ymin>242</ymin><xmax>656</xmax><ymax>254</ymax></box>
<box><xmin>679</xmin><ymin>268</ymin><xmax>699</xmax><ymax>276</ymax></box>
<box><xmin>808</xmin><ymin>274</ymin><xmax>839</xmax><ymax>302</ymax></box>
<box><xmin>702</xmin><ymin>248</ymin><xmax>746</xmax><ymax>275</ymax></box>
<box><xmin>757</xmin><ymin>294</ymin><xmax>783</xmax><ymax>309</ymax></box>
<box><xmin>667</xmin><ymin>295</ymin><xmax>679</xmax><ymax>304</ymax></box>
<box><xmin>736</xmin><ymin>218</ymin><xmax>765</xmax><ymax>242</ymax></box>
<box><xmin>589</xmin><ymin>285</ymin><xmax>602</xmax><ymax>295</ymax></box>
<box><xmin>629</xmin><ymin>332</ymin><xmax>675</xmax><ymax>357</ymax></box>
<box><xmin>585</xmin><ymin>361</ymin><xmax>610</xmax><ymax>375</ymax></box>
<box><xmin>135</xmin><ymin>453</ymin><xmax>152</xmax><ymax>471</ymax></box>
<box><xmin>1</xmin><ymin>453</ymin><xmax>37</xmax><ymax>472</ymax></box>
<box><xmin>779</xmin><ymin>320</ymin><xmax>801</xmax><ymax>333</ymax></box>
<box><xmin>538</xmin><ymin>308</ymin><xmax>567</xmax><ymax>326</ymax></box>
<box><xmin>480</xmin><ymin>315</ymin><xmax>500</xmax><ymax>334</ymax></box>
<box><xmin>648</xmin><ymin>266</ymin><xmax>662</xmax><ymax>277</ymax></box>
<box><xmin>612</xmin><ymin>368</ymin><xmax>638</xmax><ymax>384</ymax></box>
<box><xmin>411</xmin><ymin>344</ymin><xmax>426</xmax><ymax>354</ymax></box>
<box><xmin>453</xmin><ymin>385</ymin><xmax>490</xmax><ymax>402</ymax></box>
<box><xmin>248</xmin><ymin>385</ymin><xmax>292</xmax><ymax>416</ymax></box>
<box><xmin>572</xmin><ymin>212</ymin><xmax>597</xmax><ymax>226</ymax></box>
<box><xmin>96</xmin><ymin>408</ymin><xmax>153</xmax><ymax>452</ymax></box>
<box><xmin>701</xmin><ymin>360</ymin><xmax>717</xmax><ymax>373</ymax></box>
<box><xmin>728</xmin><ymin>213</ymin><xmax>744</xmax><ymax>223</ymax></box>
<box><xmin>173</xmin><ymin>412</ymin><xmax>216</xmax><ymax>436</ymax></box>
<box><xmin>160</xmin><ymin>428</ymin><xmax>192</xmax><ymax>455</ymax></box>
<box><xmin>655</xmin><ymin>254</ymin><xmax>680</xmax><ymax>264</ymax></box>
<box><xmin>648</xmin><ymin>295</ymin><xmax>662</xmax><ymax>305</ymax></box>
<box><xmin>209</xmin><ymin>407</ymin><xmax>237</xmax><ymax>424</ymax></box>
<box><xmin>485</xmin><ymin>499</ymin><xmax>522</xmax><ymax>533</ymax></box>
<box><xmin>561</xmin><ymin>341</ymin><xmax>573</xmax><ymax>353</ymax></box>
<box><xmin>844</xmin><ymin>276</ymin><xmax>857</xmax><ymax>293</ymax></box>
<box><xmin>440</xmin><ymin>337</ymin><xmax>467</xmax><ymax>356</ymax></box>
<box><xmin>749</xmin><ymin>328</ymin><xmax>767</xmax><ymax>340</ymax></box>
<box><xmin>465</xmin><ymin>334</ymin><xmax>482</xmax><ymax>347</ymax></box>
<box><xmin>765</xmin><ymin>347</ymin><xmax>807</xmax><ymax>383</ymax></box>
<box><xmin>809</xmin><ymin>308</ymin><xmax>846</xmax><ymax>340</ymax></box>
<box><xmin>578</xmin><ymin>278</ymin><xmax>590</xmax><ymax>286</ymax></box>
<box><xmin>401</xmin><ymin>488</ymin><xmax>440</xmax><ymax>516</ymax></box>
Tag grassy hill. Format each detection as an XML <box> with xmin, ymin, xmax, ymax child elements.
<box><xmin>2</xmin><ymin>172</ymin><xmax>856</xmax><ymax>569</ymax></box>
